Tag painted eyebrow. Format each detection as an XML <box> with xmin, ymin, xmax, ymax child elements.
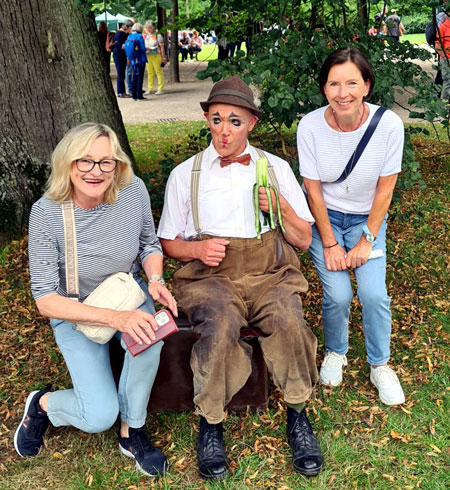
<box><xmin>211</xmin><ymin>112</ymin><xmax>244</xmax><ymax>118</ymax></box>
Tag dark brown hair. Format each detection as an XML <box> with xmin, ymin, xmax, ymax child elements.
<box><xmin>318</xmin><ymin>46</ymin><xmax>375</xmax><ymax>100</ymax></box>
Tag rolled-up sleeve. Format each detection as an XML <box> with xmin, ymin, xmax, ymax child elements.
<box><xmin>157</xmin><ymin>169</ymin><xmax>190</xmax><ymax>240</ymax></box>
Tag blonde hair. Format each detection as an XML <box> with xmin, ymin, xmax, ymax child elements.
<box><xmin>45</xmin><ymin>122</ymin><xmax>133</xmax><ymax>204</ymax></box>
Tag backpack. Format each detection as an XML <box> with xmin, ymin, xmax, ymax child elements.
<box><xmin>124</xmin><ymin>36</ymin><xmax>140</xmax><ymax>60</ymax></box>
<box><xmin>426</xmin><ymin>20</ymin><xmax>437</xmax><ymax>46</ymax></box>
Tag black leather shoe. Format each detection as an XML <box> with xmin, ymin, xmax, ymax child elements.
<box><xmin>287</xmin><ymin>407</ymin><xmax>324</xmax><ymax>476</ymax></box>
<box><xmin>196</xmin><ymin>417</ymin><xmax>230</xmax><ymax>480</ymax></box>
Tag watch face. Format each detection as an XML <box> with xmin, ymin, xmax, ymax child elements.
<box><xmin>365</xmin><ymin>232</ymin><xmax>375</xmax><ymax>243</ymax></box>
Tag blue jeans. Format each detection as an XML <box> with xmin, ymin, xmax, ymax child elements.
<box><xmin>46</xmin><ymin>278</ymin><xmax>162</xmax><ymax>433</ymax></box>
<box><xmin>308</xmin><ymin>209</ymin><xmax>391</xmax><ymax>365</ymax></box>
<box><xmin>113</xmin><ymin>52</ymin><xmax>127</xmax><ymax>95</ymax></box>
<box><xmin>130</xmin><ymin>63</ymin><xmax>145</xmax><ymax>100</ymax></box>
<box><xmin>126</xmin><ymin>63</ymin><xmax>133</xmax><ymax>93</ymax></box>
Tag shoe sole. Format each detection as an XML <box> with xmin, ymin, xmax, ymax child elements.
<box><xmin>119</xmin><ymin>443</ymin><xmax>169</xmax><ymax>477</ymax></box>
<box><xmin>14</xmin><ymin>390</ymin><xmax>40</xmax><ymax>458</ymax></box>
<box><xmin>293</xmin><ymin>462</ymin><xmax>324</xmax><ymax>477</ymax></box>
<box><xmin>198</xmin><ymin>468</ymin><xmax>230</xmax><ymax>480</ymax></box>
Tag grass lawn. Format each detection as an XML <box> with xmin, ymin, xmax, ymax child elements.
<box><xmin>0</xmin><ymin>124</ymin><xmax>448</xmax><ymax>489</ymax></box>
<box><xmin>179</xmin><ymin>43</ymin><xmax>247</xmax><ymax>62</ymax></box>
<box><xmin>402</xmin><ymin>33</ymin><xmax>426</xmax><ymax>45</ymax></box>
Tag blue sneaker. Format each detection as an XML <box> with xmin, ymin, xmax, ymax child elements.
<box><xmin>118</xmin><ymin>427</ymin><xmax>169</xmax><ymax>477</ymax></box>
<box><xmin>14</xmin><ymin>387</ymin><xmax>51</xmax><ymax>457</ymax></box>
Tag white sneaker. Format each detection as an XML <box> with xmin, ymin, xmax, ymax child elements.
<box><xmin>155</xmin><ymin>90</ymin><xmax>164</xmax><ymax>95</ymax></box>
<box><xmin>370</xmin><ymin>365</ymin><xmax>405</xmax><ymax>406</ymax></box>
<box><xmin>319</xmin><ymin>352</ymin><xmax>347</xmax><ymax>386</ymax></box>
<box><xmin>144</xmin><ymin>90</ymin><xmax>152</xmax><ymax>95</ymax></box>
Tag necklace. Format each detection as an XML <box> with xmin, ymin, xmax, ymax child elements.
<box><xmin>332</xmin><ymin>103</ymin><xmax>365</xmax><ymax>132</ymax></box>
<box><xmin>337</xmin><ymin>124</ymin><xmax>364</xmax><ymax>194</ymax></box>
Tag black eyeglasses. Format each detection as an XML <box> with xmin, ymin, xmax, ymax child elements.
<box><xmin>75</xmin><ymin>158</ymin><xmax>118</xmax><ymax>173</ymax></box>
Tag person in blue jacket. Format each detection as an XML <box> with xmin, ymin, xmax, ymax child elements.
<box><xmin>125</xmin><ymin>23</ymin><xmax>147</xmax><ymax>101</ymax></box>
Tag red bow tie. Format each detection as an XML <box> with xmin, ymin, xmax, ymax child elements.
<box><xmin>219</xmin><ymin>154</ymin><xmax>251</xmax><ymax>168</ymax></box>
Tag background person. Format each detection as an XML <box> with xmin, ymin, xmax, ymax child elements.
<box><xmin>187</xmin><ymin>29</ymin><xmax>203</xmax><ymax>61</ymax></box>
<box><xmin>178</xmin><ymin>31</ymin><xmax>190</xmax><ymax>62</ymax></box>
<box><xmin>126</xmin><ymin>23</ymin><xmax>147</xmax><ymax>101</ymax></box>
<box><xmin>297</xmin><ymin>46</ymin><xmax>405</xmax><ymax>406</ymax></box>
<box><xmin>14</xmin><ymin>123</ymin><xmax>177</xmax><ymax>476</ymax></box>
<box><xmin>143</xmin><ymin>20</ymin><xmax>167</xmax><ymax>95</ymax></box>
<box><xmin>435</xmin><ymin>5</ymin><xmax>450</xmax><ymax>101</ymax></box>
<box><xmin>112</xmin><ymin>20</ymin><xmax>133</xmax><ymax>98</ymax></box>
<box><xmin>385</xmin><ymin>9</ymin><xmax>405</xmax><ymax>42</ymax></box>
<box><xmin>97</xmin><ymin>21</ymin><xmax>111</xmax><ymax>70</ymax></box>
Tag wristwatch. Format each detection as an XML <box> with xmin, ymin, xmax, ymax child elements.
<box><xmin>150</xmin><ymin>274</ymin><xmax>166</xmax><ymax>287</ymax></box>
<box><xmin>362</xmin><ymin>224</ymin><xmax>376</xmax><ymax>245</ymax></box>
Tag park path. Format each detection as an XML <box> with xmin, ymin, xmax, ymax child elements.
<box><xmin>113</xmin><ymin>47</ymin><xmax>437</xmax><ymax>125</ymax></box>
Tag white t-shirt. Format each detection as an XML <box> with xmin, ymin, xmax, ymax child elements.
<box><xmin>157</xmin><ymin>142</ymin><xmax>314</xmax><ymax>240</ymax></box>
<box><xmin>297</xmin><ymin>103</ymin><xmax>404</xmax><ymax>215</ymax></box>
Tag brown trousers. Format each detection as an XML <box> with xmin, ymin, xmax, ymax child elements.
<box><xmin>172</xmin><ymin>229</ymin><xmax>318</xmax><ymax>423</ymax></box>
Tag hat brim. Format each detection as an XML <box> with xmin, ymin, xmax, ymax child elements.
<box><xmin>200</xmin><ymin>94</ymin><xmax>263</xmax><ymax>118</ymax></box>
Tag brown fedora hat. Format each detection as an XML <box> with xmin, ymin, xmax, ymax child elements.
<box><xmin>200</xmin><ymin>75</ymin><xmax>263</xmax><ymax>117</ymax></box>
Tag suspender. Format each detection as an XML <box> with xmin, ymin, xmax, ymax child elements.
<box><xmin>190</xmin><ymin>147</ymin><xmax>280</xmax><ymax>237</ymax></box>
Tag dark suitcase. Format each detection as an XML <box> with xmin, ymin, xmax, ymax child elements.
<box><xmin>109</xmin><ymin>312</ymin><xmax>269</xmax><ymax>412</ymax></box>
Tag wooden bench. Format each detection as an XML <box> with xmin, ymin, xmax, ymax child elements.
<box><xmin>109</xmin><ymin>312</ymin><xmax>269</xmax><ymax>412</ymax></box>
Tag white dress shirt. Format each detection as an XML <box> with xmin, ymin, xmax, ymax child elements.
<box><xmin>157</xmin><ymin>142</ymin><xmax>314</xmax><ymax>240</ymax></box>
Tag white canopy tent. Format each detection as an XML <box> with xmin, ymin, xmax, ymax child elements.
<box><xmin>95</xmin><ymin>11</ymin><xmax>132</xmax><ymax>31</ymax></box>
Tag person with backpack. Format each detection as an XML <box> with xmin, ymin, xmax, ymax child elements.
<box><xmin>112</xmin><ymin>20</ymin><xmax>133</xmax><ymax>98</ymax></box>
<box><xmin>435</xmin><ymin>8</ymin><xmax>450</xmax><ymax>101</ymax></box>
<box><xmin>125</xmin><ymin>23</ymin><xmax>148</xmax><ymax>101</ymax></box>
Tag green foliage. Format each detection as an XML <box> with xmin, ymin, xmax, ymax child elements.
<box><xmin>195</xmin><ymin>4</ymin><xmax>449</xmax><ymax>189</ymax></box>
<box><xmin>402</xmin><ymin>14</ymin><xmax>429</xmax><ymax>34</ymax></box>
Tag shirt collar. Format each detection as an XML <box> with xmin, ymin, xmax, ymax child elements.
<box><xmin>206</xmin><ymin>141</ymin><xmax>255</xmax><ymax>169</ymax></box>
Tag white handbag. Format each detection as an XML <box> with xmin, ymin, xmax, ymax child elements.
<box><xmin>61</xmin><ymin>201</ymin><xmax>146</xmax><ymax>344</ymax></box>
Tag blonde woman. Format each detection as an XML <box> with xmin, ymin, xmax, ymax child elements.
<box><xmin>14</xmin><ymin>123</ymin><xmax>177</xmax><ymax>477</ymax></box>
<box><xmin>188</xmin><ymin>29</ymin><xmax>203</xmax><ymax>61</ymax></box>
<box><xmin>143</xmin><ymin>20</ymin><xmax>166</xmax><ymax>95</ymax></box>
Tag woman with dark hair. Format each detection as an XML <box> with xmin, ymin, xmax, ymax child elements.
<box><xmin>297</xmin><ymin>46</ymin><xmax>405</xmax><ymax>406</ymax></box>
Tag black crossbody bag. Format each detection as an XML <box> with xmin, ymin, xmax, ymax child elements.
<box><xmin>333</xmin><ymin>106</ymin><xmax>387</xmax><ymax>183</ymax></box>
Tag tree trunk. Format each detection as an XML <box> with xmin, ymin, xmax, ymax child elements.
<box><xmin>357</xmin><ymin>0</ymin><xmax>368</xmax><ymax>23</ymax></box>
<box><xmin>169</xmin><ymin>0</ymin><xmax>180</xmax><ymax>83</ymax></box>
<box><xmin>0</xmin><ymin>0</ymin><xmax>132</xmax><ymax>239</ymax></box>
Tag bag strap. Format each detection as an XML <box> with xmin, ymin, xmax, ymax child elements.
<box><xmin>61</xmin><ymin>201</ymin><xmax>79</xmax><ymax>299</ymax></box>
<box><xmin>190</xmin><ymin>147</ymin><xmax>280</xmax><ymax>237</ymax></box>
<box><xmin>333</xmin><ymin>107</ymin><xmax>387</xmax><ymax>184</ymax></box>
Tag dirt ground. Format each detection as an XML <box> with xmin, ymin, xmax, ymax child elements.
<box><xmin>113</xmin><ymin>47</ymin><xmax>438</xmax><ymax>125</ymax></box>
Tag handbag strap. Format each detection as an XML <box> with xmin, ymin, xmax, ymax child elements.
<box><xmin>190</xmin><ymin>147</ymin><xmax>280</xmax><ymax>236</ymax></box>
<box><xmin>333</xmin><ymin>106</ymin><xmax>387</xmax><ymax>184</ymax></box>
<box><xmin>61</xmin><ymin>200</ymin><xmax>79</xmax><ymax>299</ymax></box>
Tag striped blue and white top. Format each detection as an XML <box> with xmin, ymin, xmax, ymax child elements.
<box><xmin>28</xmin><ymin>176</ymin><xmax>162</xmax><ymax>301</ymax></box>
